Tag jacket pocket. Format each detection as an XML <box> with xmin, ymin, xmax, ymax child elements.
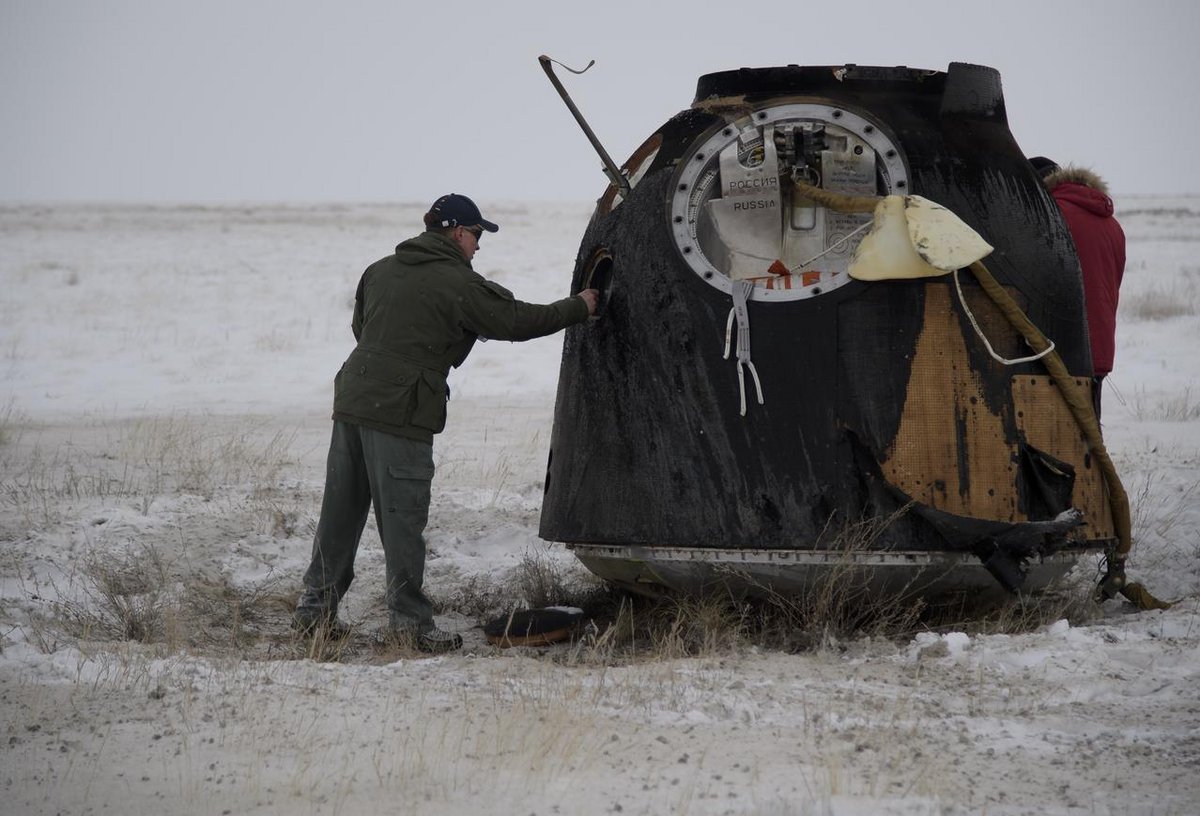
<box><xmin>333</xmin><ymin>349</ymin><xmax>421</xmax><ymax>425</ymax></box>
<box><xmin>411</xmin><ymin>369</ymin><xmax>449</xmax><ymax>433</ymax></box>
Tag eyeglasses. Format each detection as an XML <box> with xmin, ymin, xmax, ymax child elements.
<box><xmin>464</xmin><ymin>226</ymin><xmax>483</xmax><ymax>242</ymax></box>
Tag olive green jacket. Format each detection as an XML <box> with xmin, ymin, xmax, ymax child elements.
<box><xmin>331</xmin><ymin>231</ymin><xmax>589</xmax><ymax>444</ymax></box>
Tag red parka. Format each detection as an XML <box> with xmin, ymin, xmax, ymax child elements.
<box><xmin>1046</xmin><ymin>168</ymin><xmax>1126</xmax><ymax>375</ymax></box>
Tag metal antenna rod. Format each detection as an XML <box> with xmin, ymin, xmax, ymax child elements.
<box><xmin>538</xmin><ymin>55</ymin><xmax>631</xmax><ymax>198</ymax></box>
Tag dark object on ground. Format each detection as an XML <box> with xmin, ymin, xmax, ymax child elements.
<box><xmin>484</xmin><ymin>608</ymin><xmax>583</xmax><ymax>647</ymax></box>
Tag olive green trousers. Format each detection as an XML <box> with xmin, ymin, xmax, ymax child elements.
<box><xmin>297</xmin><ymin>421</ymin><xmax>436</xmax><ymax>631</ymax></box>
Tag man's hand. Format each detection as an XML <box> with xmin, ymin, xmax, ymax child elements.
<box><xmin>578</xmin><ymin>288</ymin><xmax>600</xmax><ymax>315</ymax></box>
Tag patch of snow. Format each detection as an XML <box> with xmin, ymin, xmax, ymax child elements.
<box><xmin>1</xmin><ymin>200</ymin><xmax>1197</xmax><ymax>815</ymax></box>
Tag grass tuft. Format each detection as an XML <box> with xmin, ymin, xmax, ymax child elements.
<box><xmin>1120</xmin><ymin>280</ymin><xmax>1199</xmax><ymax>321</ymax></box>
<box><xmin>1125</xmin><ymin>386</ymin><xmax>1200</xmax><ymax>422</ymax></box>
<box><xmin>49</xmin><ymin>545</ymin><xmax>175</xmax><ymax>644</ymax></box>
<box><xmin>557</xmin><ymin>506</ymin><xmax>1100</xmax><ymax>663</ymax></box>
<box><xmin>0</xmin><ymin>417</ymin><xmax>300</xmax><ymax>528</ymax></box>
<box><xmin>512</xmin><ymin>548</ymin><xmax>596</xmax><ymax>609</ymax></box>
<box><xmin>431</xmin><ymin>573</ymin><xmax>510</xmax><ymax>620</ymax></box>
<box><xmin>430</xmin><ymin>549</ymin><xmax>607</xmax><ymax>623</ymax></box>
<box><xmin>0</xmin><ymin>399</ymin><xmax>23</xmax><ymax>446</ymax></box>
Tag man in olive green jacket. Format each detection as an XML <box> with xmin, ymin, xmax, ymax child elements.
<box><xmin>295</xmin><ymin>194</ymin><xmax>597</xmax><ymax>652</ymax></box>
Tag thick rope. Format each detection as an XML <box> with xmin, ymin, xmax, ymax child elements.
<box><xmin>792</xmin><ymin>180</ymin><xmax>878</xmax><ymax>213</ymax></box>
<box><xmin>963</xmin><ymin>260</ymin><xmax>1131</xmax><ymax>558</ymax></box>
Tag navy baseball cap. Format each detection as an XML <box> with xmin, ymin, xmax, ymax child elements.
<box><xmin>427</xmin><ymin>193</ymin><xmax>499</xmax><ymax>232</ymax></box>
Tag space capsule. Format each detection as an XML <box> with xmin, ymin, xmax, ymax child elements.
<box><xmin>538</xmin><ymin>62</ymin><xmax>1116</xmax><ymax>600</ymax></box>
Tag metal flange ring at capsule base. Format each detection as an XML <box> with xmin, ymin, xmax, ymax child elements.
<box><xmin>566</xmin><ymin>542</ymin><xmax>1104</xmax><ymax>600</ymax></box>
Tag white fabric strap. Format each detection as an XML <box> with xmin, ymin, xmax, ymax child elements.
<box><xmin>723</xmin><ymin>281</ymin><xmax>764</xmax><ymax>416</ymax></box>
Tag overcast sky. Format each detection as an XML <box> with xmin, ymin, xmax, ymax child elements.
<box><xmin>2</xmin><ymin>0</ymin><xmax>1196</xmax><ymax>203</ymax></box>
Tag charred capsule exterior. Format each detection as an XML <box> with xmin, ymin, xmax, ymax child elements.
<box><xmin>540</xmin><ymin>63</ymin><xmax>1109</xmax><ymax>596</ymax></box>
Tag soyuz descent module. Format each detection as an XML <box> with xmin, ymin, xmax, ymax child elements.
<box><xmin>537</xmin><ymin>62</ymin><xmax>1124</xmax><ymax>600</ymax></box>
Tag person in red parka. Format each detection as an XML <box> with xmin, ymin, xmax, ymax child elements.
<box><xmin>1030</xmin><ymin>157</ymin><xmax>1126</xmax><ymax>419</ymax></box>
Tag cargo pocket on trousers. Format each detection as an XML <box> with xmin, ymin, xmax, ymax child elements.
<box><xmin>385</xmin><ymin>461</ymin><xmax>434</xmax><ymax>517</ymax></box>
<box><xmin>386</xmin><ymin>462</ymin><xmax>435</xmax><ymax>481</ymax></box>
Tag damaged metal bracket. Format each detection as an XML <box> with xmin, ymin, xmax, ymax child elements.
<box><xmin>978</xmin><ymin>508</ymin><xmax>1086</xmax><ymax>594</ymax></box>
<box><xmin>1094</xmin><ymin>550</ymin><xmax>1172</xmax><ymax>609</ymax></box>
<box><xmin>979</xmin><ymin>544</ymin><xmax>1029</xmax><ymax>594</ymax></box>
<box><xmin>1095</xmin><ymin>553</ymin><xmax>1127</xmax><ymax>602</ymax></box>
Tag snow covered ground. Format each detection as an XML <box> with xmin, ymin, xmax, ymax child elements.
<box><xmin>1</xmin><ymin>198</ymin><xmax>1198</xmax><ymax>815</ymax></box>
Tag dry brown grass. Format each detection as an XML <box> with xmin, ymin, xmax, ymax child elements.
<box><xmin>45</xmin><ymin>545</ymin><xmax>175</xmax><ymax>645</ymax></box>
<box><xmin>0</xmin><ymin>416</ymin><xmax>300</xmax><ymax>530</ymax></box>
<box><xmin>1121</xmin><ymin>281</ymin><xmax>1199</xmax><ymax>321</ymax></box>
<box><xmin>23</xmin><ymin>507</ymin><xmax>1099</xmax><ymax>668</ymax></box>
<box><xmin>1125</xmin><ymin>386</ymin><xmax>1200</xmax><ymax>422</ymax></box>
<box><xmin>555</xmin><ymin>505</ymin><xmax>1101</xmax><ymax>664</ymax></box>
<box><xmin>430</xmin><ymin>549</ymin><xmax>607</xmax><ymax>622</ymax></box>
<box><xmin>0</xmin><ymin>398</ymin><xmax>22</xmax><ymax>447</ymax></box>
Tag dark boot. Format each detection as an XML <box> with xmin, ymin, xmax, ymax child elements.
<box><xmin>293</xmin><ymin>588</ymin><xmax>350</xmax><ymax>639</ymax></box>
<box><xmin>415</xmin><ymin>627</ymin><xmax>463</xmax><ymax>653</ymax></box>
<box><xmin>384</xmin><ymin>611</ymin><xmax>462</xmax><ymax>653</ymax></box>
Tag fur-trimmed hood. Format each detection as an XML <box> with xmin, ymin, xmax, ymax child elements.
<box><xmin>1043</xmin><ymin>165</ymin><xmax>1109</xmax><ymax>196</ymax></box>
<box><xmin>1045</xmin><ymin>165</ymin><xmax>1114</xmax><ymax>218</ymax></box>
